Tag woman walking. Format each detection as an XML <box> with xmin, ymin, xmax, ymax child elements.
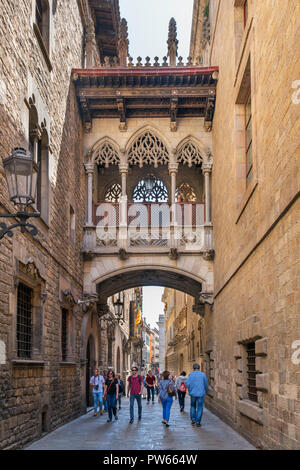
<box><xmin>175</xmin><ymin>371</ymin><xmax>187</xmax><ymax>412</ymax></box>
<box><xmin>158</xmin><ymin>370</ymin><xmax>177</xmax><ymax>427</ymax></box>
<box><xmin>104</xmin><ymin>370</ymin><xmax>119</xmax><ymax>423</ymax></box>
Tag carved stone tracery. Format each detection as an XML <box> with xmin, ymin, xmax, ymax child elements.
<box><xmin>94</xmin><ymin>142</ymin><xmax>120</xmax><ymax>167</ymax></box>
<box><xmin>128</xmin><ymin>132</ymin><xmax>169</xmax><ymax>168</ymax></box>
<box><xmin>177</xmin><ymin>142</ymin><xmax>204</xmax><ymax>167</ymax></box>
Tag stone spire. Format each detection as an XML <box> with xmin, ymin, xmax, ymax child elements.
<box><xmin>167</xmin><ymin>17</ymin><xmax>178</xmax><ymax>67</ymax></box>
<box><xmin>118</xmin><ymin>18</ymin><xmax>129</xmax><ymax>67</ymax></box>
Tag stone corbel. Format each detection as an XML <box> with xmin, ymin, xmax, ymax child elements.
<box><xmin>62</xmin><ymin>288</ymin><xmax>76</xmax><ymax>307</ymax></box>
<box><xmin>80</xmin><ymin>293</ymin><xmax>99</xmax><ymax>313</ymax></box>
<box><xmin>118</xmin><ymin>248</ymin><xmax>128</xmax><ymax>260</ymax></box>
<box><xmin>203</xmin><ymin>249</ymin><xmax>215</xmax><ymax>260</ymax></box>
<box><xmin>169</xmin><ymin>248</ymin><xmax>179</xmax><ymax>260</ymax></box>
<box><xmin>199</xmin><ymin>292</ymin><xmax>214</xmax><ymax>305</ymax></box>
<box><xmin>116</xmin><ymin>94</ymin><xmax>127</xmax><ymax>132</ymax></box>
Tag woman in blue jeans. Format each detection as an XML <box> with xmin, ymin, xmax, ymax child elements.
<box><xmin>104</xmin><ymin>370</ymin><xmax>119</xmax><ymax>422</ymax></box>
<box><xmin>158</xmin><ymin>370</ymin><xmax>177</xmax><ymax>427</ymax></box>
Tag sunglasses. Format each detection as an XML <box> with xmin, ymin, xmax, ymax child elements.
<box><xmin>131</xmin><ymin>369</ymin><xmax>137</xmax><ymax>372</ymax></box>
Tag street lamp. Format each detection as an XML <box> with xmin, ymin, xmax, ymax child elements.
<box><xmin>0</xmin><ymin>147</ymin><xmax>40</xmax><ymax>239</ymax></box>
<box><xmin>113</xmin><ymin>292</ymin><xmax>124</xmax><ymax>324</ymax></box>
<box><xmin>144</xmin><ymin>174</ymin><xmax>156</xmax><ymax>192</ymax></box>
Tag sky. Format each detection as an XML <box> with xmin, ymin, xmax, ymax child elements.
<box><xmin>118</xmin><ymin>1</ymin><xmax>194</xmax><ymax>329</ymax></box>
<box><xmin>119</xmin><ymin>0</ymin><xmax>194</xmax><ymax>62</ymax></box>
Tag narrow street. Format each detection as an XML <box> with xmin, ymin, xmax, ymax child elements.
<box><xmin>26</xmin><ymin>397</ymin><xmax>255</xmax><ymax>450</ymax></box>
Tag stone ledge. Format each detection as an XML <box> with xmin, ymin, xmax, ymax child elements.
<box><xmin>256</xmin><ymin>373</ymin><xmax>269</xmax><ymax>392</ymax></box>
<box><xmin>237</xmin><ymin>399</ymin><xmax>264</xmax><ymax>425</ymax></box>
<box><xmin>11</xmin><ymin>360</ymin><xmax>45</xmax><ymax>367</ymax></box>
<box><xmin>255</xmin><ymin>338</ymin><xmax>268</xmax><ymax>356</ymax></box>
<box><xmin>59</xmin><ymin>361</ymin><xmax>77</xmax><ymax>366</ymax></box>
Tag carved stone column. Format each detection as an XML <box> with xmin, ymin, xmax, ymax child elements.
<box><xmin>118</xmin><ymin>18</ymin><xmax>129</xmax><ymax>67</ymax></box>
<box><xmin>119</xmin><ymin>161</ymin><xmax>128</xmax><ymax>198</ymax></box>
<box><xmin>119</xmin><ymin>160</ymin><xmax>128</xmax><ymax>250</ymax></box>
<box><xmin>84</xmin><ymin>160</ymin><xmax>94</xmax><ymax>226</ymax></box>
<box><xmin>167</xmin><ymin>18</ymin><xmax>178</xmax><ymax>67</ymax></box>
<box><xmin>30</xmin><ymin>127</ymin><xmax>41</xmax><ymax>164</ymax></box>
<box><xmin>168</xmin><ymin>161</ymin><xmax>178</xmax><ymax>204</ymax></box>
<box><xmin>203</xmin><ymin>159</ymin><xmax>213</xmax><ymax>224</ymax></box>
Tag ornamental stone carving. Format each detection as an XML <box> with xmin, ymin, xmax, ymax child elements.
<box><xmin>128</xmin><ymin>131</ymin><xmax>169</xmax><ymax>168</ymax></box>
<box><xmin>94</xmin><ymin>142</ymin><xmax>120</xmax><ymax>167</ymax></box>
<box><xmin>177</xmin><ymin>141</ymin><xmax>204</xmax><ymax>167</ymax></box>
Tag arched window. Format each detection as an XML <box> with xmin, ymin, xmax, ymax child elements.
<box><xmin>128</xmin><ymin>131</ymin><xmax>169</xmax><ymax>167</ymax></box>
<box><xmin>104</xmin><ymin>183</ymin><xmax>122</xmax><ymax>202</ymax></box>
<box><xmin>35</xmin><ymin>0</ymin><xmax>50</xmax><ymax>53</ymax></box>
<box><xmin>132</xmin><ymin>176</ymin><xmax>168</xmax><ymax>202</ymax></box>
<box><xmin>175</xmin><ymin>183</ymin><xmax>197</xmax><ymax>202</ymax></box>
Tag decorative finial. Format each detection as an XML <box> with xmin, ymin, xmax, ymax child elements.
<box><xmin>167</xmin><ymin>17</ymin><xmax>178</xmax><ymax>67</ymax></box>
<box><xmin>118</xmin><ymin>18</ymin><xmax>129</xmax><ymax>66</ymax></box>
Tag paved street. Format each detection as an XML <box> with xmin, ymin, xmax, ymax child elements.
<box><xmin>26</xmin><ymin>397</ymin><xmax>255</xmax><ymax>450</ymax></box>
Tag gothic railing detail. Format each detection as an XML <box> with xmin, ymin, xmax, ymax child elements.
<box><xmin>83</xmin><ymin>202</ymin><xmax>213</xmax><ymax>253</ymax></box>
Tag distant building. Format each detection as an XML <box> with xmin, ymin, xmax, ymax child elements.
<box><xmin>157</xmin><ymin>314</ymin><xmax>165</xmax><ymax>374</ymax></box>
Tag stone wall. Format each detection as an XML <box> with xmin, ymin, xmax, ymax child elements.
<box><xmin>0</xmin><ymin>0</ymin><xmax>89</xmax><ymax>449</ymax></box>
<box><xmin>198</xmin><ymin>0</ymin><xmax>300</xmax><ymax>449</ymax></box>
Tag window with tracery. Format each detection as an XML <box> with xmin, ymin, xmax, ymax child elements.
<box><xmin>132</xmin><ymin>176</ymin><xmax>168</xmax><ymax>202</ymax></box>
<box><xmin>177</xmin><ymin>141</ymin><xmax>203</xmax><ymax>167</ymax></box>
<box><xmin>175</xmin><ymin>183</ymin><xmax>197</xmax><ymax>202</ymax></box>
<box><xmin>95</xmin><ymin>142</ymin><xmax>120</xmax><ymax>168</ymax></box>
<box><xmin>128</xmin><ymin>131</ymin><xmax>169</xmax><ymax>167</ymax></box>
<box><xmin>104</xmin><ymin>183</ymin><xmax>122</xmax><ymax>202</ymax></box>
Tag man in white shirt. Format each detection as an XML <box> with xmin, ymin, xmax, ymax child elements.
<box><xmin>90</xmin><ymin>369</ymin><xmax>105</xmax><ymax>416</ymax></box>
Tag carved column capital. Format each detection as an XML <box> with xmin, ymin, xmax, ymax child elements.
<box><xmin>168</xmin><ymin>162</ymin><xmax>178</xmax><ymax>175</ymax></box>
<box><xmin>119</xmin><ymin>162</ymin><xmax>128</xmax><ymax>175</ymax></box>
<box><xmin>202</xmin><ymin>160</ymin><xmax>213</xmax><ymax>174</ymax></box>
<box><xmin>84</xmin><ymin>161</ymin><xmax>95</xmax><ymax>175</ymax></box>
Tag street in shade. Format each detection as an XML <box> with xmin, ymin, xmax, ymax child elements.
<box><xmin>26</xmin><ymin>397</ymin><xmax>254</xmax><ymax>451</ymax></box>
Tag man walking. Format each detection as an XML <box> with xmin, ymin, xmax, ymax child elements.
<box><xmin>117</xmin><ymin>374</ymin><xmax>125</xmax><ymax>410</ymax></box>
<box><xmin>186</xmin><ymin>364</ymin><xmax>209</xmax><ymax>427</ymax></box>
<box><xmin>127</xmin><ymin>366</ymin><xmax>144</xmax><ymax>423</ymax></box>
<box><xmin>89</xmin><ymin>368</ymin><xmax>105</xmax><ymax>416</ymax></box>
<box><xmin>145</xmin><ymin>369</ymin><xmax>156</xmax><ymax>404</ymax></box>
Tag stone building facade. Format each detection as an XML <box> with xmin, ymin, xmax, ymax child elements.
<box><xmin>190</xmin><ymin>0</ymin><xmax>300</xmax><ymax>450</ymax></box>
<box><xmin>163</xmin><ymin>288</ymin><xmax>207</xmax><ymax>379</ymax></box>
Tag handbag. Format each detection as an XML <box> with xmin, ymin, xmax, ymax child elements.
<box><xmin>167</xmin><ymin>380</ymin><xmax>176</xmax><ymax>397</ymax></box>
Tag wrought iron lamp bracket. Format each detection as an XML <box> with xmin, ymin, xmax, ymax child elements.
<box><xmin>0</xmin><ymin>211</ymin><xmax>40</xmax><ymax>239</ymax></box>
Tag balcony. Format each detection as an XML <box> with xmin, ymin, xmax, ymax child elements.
<box><xmin>83</xmin><ymin>201</ymin><xmax>213</xmax><ymax>256</ymax></box>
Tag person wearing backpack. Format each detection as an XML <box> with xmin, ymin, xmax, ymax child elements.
<box><xmin>175</xmin><ymin>371</ymin><xmax>187</xmax><ymax>412</ymax></box>
<box><xmin>158</xmin><ymin>370</ymin><xmax>177</xmax><ymax>427</ymax></box>
<box><xmin>117</xmin><ymin>374</ymin><xmax>125</xmax><ymax>410</ymax></box>
<box><xmin>127</xmin><ymin>366</ymin><xmax>144</xmax><ymax>423</ymax></box>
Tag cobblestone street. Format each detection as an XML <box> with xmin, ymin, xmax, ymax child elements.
<box><xmin>26</xmin><ymin>397</ymin><xmax>255</xmax><ymax>450</ymax></box>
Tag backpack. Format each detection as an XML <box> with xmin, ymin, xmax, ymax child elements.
<box><xmin>179</xmin><ymin>382</ymin><xmax>187</xmax><ymax>393</ymax></box>
<box><xmin>167</xmin><ymin>380</ymin><xmax>176</xmax><ymax>397</ymax></box>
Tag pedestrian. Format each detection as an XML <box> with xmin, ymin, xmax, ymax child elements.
<box><xmin>158</xmin><ymin>370</ymin><xmax>177</xmax><ymax>427</ymax></box>
<box><xmin>103</xmin><ymin>369</ymin><xmax>108</xmax><ymax>412</ymax></box>
<box><xmin>185</xmin><ymin>363</ymin><xmax>209</xmax><ymax>427</ymax></box>
<box><xmin>89</xmin><ymin>368</ymin><xmax>105</xmax><ymax>416</ymax></box>
<box><xmin>175</xmin><ymin>371</ymin><xmax>187</xmax><ymax>412</ymax></box>
<box><xmin>104</xmin><ymin>370</ymin><xmax>119</xmax><ymax>422</ymax></box>
<box><xmin>127</xmin><ymin>365</ymin><xmax>144</xmax><ymax>423</ymax></box>
<box><xmin>117</xmin><ymin>374</ymin><xmax>125</xmax><ymax>410</ymax></box>
<box><xmin>146</xmin><ymin>369</ymin><xmax>156</xmax><ymax>404</ymax></box>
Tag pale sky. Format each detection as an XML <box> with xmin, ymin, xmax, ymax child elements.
<box><xmin>119</xmin><ymin>0</ymin><xmax>194</xmax><ymax>61</ymax></box>
<box><xmin>119</xmin><ymin>1</ymin><xmax>194</xmax><ymax>329</ymax></box>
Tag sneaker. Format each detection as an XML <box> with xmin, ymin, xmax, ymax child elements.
<box><xmin>165</xmin><ymin>423</ymin><xmax>170</xmax><ymax>427</ymax></box>
<box><xmin>129</xmin><ymin>419</ymin><xmax>134</xmax><ymax>424</ymax></box>
<box><xmin>107</xmin><ymin>419</ymin><xmax>112</xmax><ymax>422</ymax></box>
<box><xmin>191</xmin><ymin>420</ymin><xmax>196</xmax><ymax>426</ymax></box>
<box><xmin>115</xmin><ymin>416</ymin><xmax>118</xmax><ymax>421</ymax></box>
<box><xmin>196</xmin><ymin>423</ymin><xmax>201</xmax><ymax>427</ymax></box>
<box><xmin>100</xmin><ymin>410</ymin><xmax>103</xmax><ymax>415</ymax></box>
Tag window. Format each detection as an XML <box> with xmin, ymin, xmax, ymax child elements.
<box><xmin>69</xmin><ymin>205</ymin><xmax>75</xmax><ymax>243</ymax></box>
<box><xmin>175</xmin><ymin>183</ymin><xmax>197</xmax><ymax>202</ymax></box>
<box><xmin>35</xmin><ymin>0</ymin><xmax>50</xmax><ymax>52</ymax></box>
<box><xmin>245</xmin><ymin>91</ymin><xmax>253</xmax><ymax>185</ymax></box>
<box><xmin>244</xmin><ymin>0</ymin><xmax>248</xmax><ymax>27</ymax></box>
<box><xmin>246</xmin><ymin>342</ymin><xmax>257</xmax><ymax>402</ymax></box>
<box><xmin>17</xmin><ymin>283</ymin><xmax>33</xmax><ymax>359</ymax></box>
<box><xmin>104</xmin><ymin>183</ymin><xmax>122</xmax><ymax>203</ymax></box>
<box><xmin>132</xmin><ymin>176</ymin><xmax>168</xmax><ymax>202</ymax></box>
<box><xmin>61</xmin><ymin>308</ymin><xmax>68</xmax><ymax>361</ymax></box>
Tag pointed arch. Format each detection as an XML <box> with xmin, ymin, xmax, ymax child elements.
<box><xmin>91</xmin><ymin>136</ymin><xmax>120</xmax><ymax>167</ymax></box>
<box><xmin>126</xmin><ymin>125</ymin><xmax>171</xmax><ymax>168</ymax></box>
<box><xmin>176</xmin><ymin>136</ymin><xmax>208</xmax><ymax>167</ymax></box>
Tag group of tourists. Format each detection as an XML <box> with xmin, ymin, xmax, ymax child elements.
<box><xmin>90</xmin><ymin>363</ymin><xmax>209</xmax><ymax>427</ymax></box>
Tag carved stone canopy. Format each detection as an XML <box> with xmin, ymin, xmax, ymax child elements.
<box><xmin>62</xmin><ymin>288</ymin><xmax>76</xmax><ymax>306</ymax></box>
